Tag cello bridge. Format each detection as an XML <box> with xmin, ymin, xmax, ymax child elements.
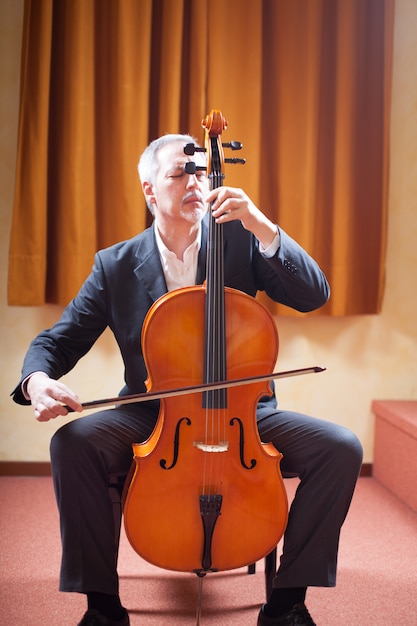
<box><xmin>193</xmin><ymin>441</ymin><xmax>229</xmax><ymax>453</ymax></box>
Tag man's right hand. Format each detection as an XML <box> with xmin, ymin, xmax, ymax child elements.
<box><xmin>26</xmin><ymin>372</ymin><xmax>83</xmax><ymax>422</ymax></box>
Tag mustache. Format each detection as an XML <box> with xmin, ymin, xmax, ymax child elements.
<box><xmin>182</xmin><ymin>191</ymin><xmax>205</xmax><ymax>204</ymax></box>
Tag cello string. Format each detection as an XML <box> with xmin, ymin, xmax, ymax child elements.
<box><xmin>203</xmin><ymin>164</ymin><xmax>217</xmax><ymax>498</ymax></box>
<box><xmin>216</xmin><ymin>195</ymin><xmax>227</xmax><ymax>493</ymax></box>
<box><xmin>212</xmin><ymin>165</ymin><xmax>226</xmax><ymax>497</ymax></box>
<box><xmin>210</xmin><ymin>170</ymin><xmax>220</xmax><ymax>498</ymax></box>
<box><xmin>205</xmin><ymin>156</ymin><xmax>225</xmax><ymax>499</ymax></box>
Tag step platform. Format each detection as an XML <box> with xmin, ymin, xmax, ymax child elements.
<box><xmin>372</xmin><ymin>400</ymin><xmax>417</xmax><ymax>513</ymax></box>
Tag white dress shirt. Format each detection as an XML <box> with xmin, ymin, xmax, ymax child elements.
<box><xmin>154</xmin><ymin>225</ymin><xmax>202</xmax><ymax>291</ymax></box>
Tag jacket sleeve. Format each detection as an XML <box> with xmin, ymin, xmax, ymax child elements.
<box><xmin>257</xmin><ymin>227</ymin><xmax>330</xmax><ymax>312</ymax></box>
<box><xmin>11</xmin><ymin>252</ymin><xmax>109</xmax><ymax>405</ymax></box>
<box><xmin>223</xmin><ymin>221</ymin><xmax>330</xmax><ymax>313</ymax></box>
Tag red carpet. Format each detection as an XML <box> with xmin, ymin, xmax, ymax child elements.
<box><xmin>1</xmin><ymin>476</ymin><xmax>416</xmax><ymax>625</ymax></box>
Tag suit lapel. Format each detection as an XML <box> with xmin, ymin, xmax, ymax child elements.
<box><xmin>133</xmin><ymin>225</ymin><xmax>168</xmax><ymax>302</ymax></box>
<box><xmin>134</xmin><ymin>217</ymin><xmax>211</xmax><ymax>299</ymax></box>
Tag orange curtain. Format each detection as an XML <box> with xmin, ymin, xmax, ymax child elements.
<box><xmin>8</xmin><ymin>0</ymin><xmax>394</xmax><ymax>315</ymax></box>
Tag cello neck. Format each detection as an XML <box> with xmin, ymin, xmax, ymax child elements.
<box><xmin>203</xmin><ymin>114</ymin><xmax>228</xmax><ymax>407</ymax></box>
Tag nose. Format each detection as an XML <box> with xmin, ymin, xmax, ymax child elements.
<box><xmin>186</xmin><ymin>173</ymin><xmax>199</xmax><ymax>189</ymax></box>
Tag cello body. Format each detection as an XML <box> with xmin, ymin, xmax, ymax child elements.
<box><xmin>123</xmin><ymin>285</ymin><xmax>288</xmax><ymax>572</ymax></box>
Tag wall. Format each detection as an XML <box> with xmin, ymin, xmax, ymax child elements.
<box><xmin>1</xmin><ymin>0</ymin><xmax>416</xmax><ymax>464</ymax></box>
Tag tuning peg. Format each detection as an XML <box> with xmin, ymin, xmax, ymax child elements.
<box><xmin>222</xmin><ymin>141</ymin><xmax>243</xmax><ymax>151</ymax></box>
<box><xmin>224</xmin><ymin>158</ymin><xmax>246</xmax><ymax>165</ymax></box>
<box><xmin>184</xmin><ymin>143</ymin><xmax>206</xmax><ymax>156</ymax></box>
<box><xmin>184</xmin><ymin>162</ymin><xmax>207</xmax><ymax>174</ymax></box>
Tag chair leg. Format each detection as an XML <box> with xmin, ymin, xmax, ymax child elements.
<box><xmin>265</xmin><ymin>547</ymin><xmax>277</xmax><ymax>600</ymax></box>
<box><xmin>247</xmin><ymin>546</ymin><xmax>277</xmax><ymax>600</ymax></box>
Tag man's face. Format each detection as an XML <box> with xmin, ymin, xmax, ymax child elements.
<box><xmin>144</xmin><ymin>141</ymin><xmax>209</xmax><ymax>226</ymax></box>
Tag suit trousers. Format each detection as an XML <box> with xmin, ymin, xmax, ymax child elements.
<box><xmin>49</xmin><ymin>402</ymin><xmax>363</xmax><ymax>595</ymax></box>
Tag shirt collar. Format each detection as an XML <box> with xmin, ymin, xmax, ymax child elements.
<box><xmin>154</xmin><ymin>223</ymin><xmax>202</xmax><ymax>260</ymax></box>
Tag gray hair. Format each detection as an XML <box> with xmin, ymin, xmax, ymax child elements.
<box><xmin>138</xmin><ymin>133</ymin><xmax>199</xmax><ymax>214</ymax></box>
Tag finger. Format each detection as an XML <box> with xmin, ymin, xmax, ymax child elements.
<box><xmin>33</xmin><ymin>395</ymin><xmax>75</xmax><ymax>422</ymax></box>
<box><xmin>52</xmin><ymin>385</ymin><xmax>82</xmax><ymax>412</ymax></box>
<box><xmin>212</xmin><ymin>199</ymin><xmax>244</xmax><ymax>222</ymax></box>
<box><xmin>35</xmin><ymin>410</ymin><xmax>53</xmax><ymax>422</ymax></box>
<box><xmin>34</xmin><ymin>403</ymin><xmax>59</xmax><ymax>422</ymax></box>
<box><xmin>62</xmin><ymin>396</ymin><xmax>83</xmax><ymax>412</ymax></box>
<box><xmin>206</xmin><ymin>186</ymin><xmax>234</xmax><ymax>206</ymax></box>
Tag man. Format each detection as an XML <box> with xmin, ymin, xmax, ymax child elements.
<box><xmin>12</xmin><ymin>134</ymin><xmax>363</xmax><ymax>626</ymax></box>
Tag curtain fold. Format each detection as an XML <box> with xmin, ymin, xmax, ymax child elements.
<box><xmin>8</xmin><ymin>0</ymin><xmax>394</xmax><ymax>314</ymax></box>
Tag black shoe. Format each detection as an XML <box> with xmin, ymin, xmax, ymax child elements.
<box><xmin>77</xmin><ymin>608</ymin><xmax>130</xmax><ymax>626</ymax></box>
<box><xmin>257</xmin><ymin>603</ymin><xmax>316</xmax><ymax>625</ymax></box>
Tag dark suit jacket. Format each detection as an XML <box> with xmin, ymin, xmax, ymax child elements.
<box><xmin>12</xmin><ymin>216</ymin><xmax>329</xmax><ymax>406</ymax></box>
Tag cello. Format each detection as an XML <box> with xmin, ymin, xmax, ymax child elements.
<box><xmin>123</xmin><ymin>111</ymin><xmax>289</xmax><ymax>582</ymax></box>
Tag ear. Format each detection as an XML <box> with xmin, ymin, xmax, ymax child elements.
<box><xmin>142</xmin><ymin>181</ymin><xmax>156</xmax><ymax>207</ymax></box>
